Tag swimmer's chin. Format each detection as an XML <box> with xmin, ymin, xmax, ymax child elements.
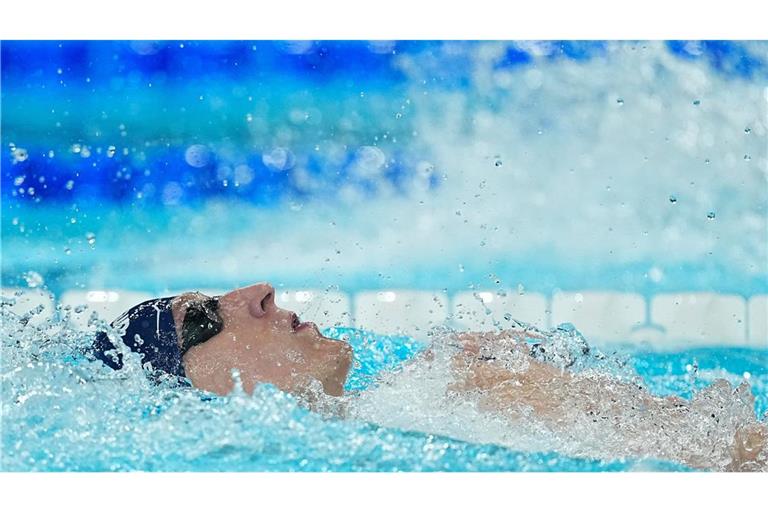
<box><xmin>322</xmin><ymin>349</ymin><xmax>353</xmax><ymax>397</ymax></box>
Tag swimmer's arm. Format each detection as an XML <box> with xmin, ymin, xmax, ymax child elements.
<box><xmin>446</xmin><ymin>332</ymin><xmax>665</xmax><ymax>418</ymax></box>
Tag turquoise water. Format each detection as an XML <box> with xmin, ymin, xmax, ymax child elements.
<box><xmin>1</xmin><ymin>304</ymin><xmax>764</xmax><ymax>471</ymax></box>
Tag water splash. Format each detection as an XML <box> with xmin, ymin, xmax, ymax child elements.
<box><xmin>346</xmin><ymin>323</ymin><xmax>767</xmax><ymax>471</ymax></box>
<box><xmin>1</xmin><ymin>293</ymin><xmax>764</xmax><ymax>471</ymax></box>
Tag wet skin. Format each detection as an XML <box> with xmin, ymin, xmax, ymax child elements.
<box><xmin>170</xmin><ymin>283</ymin><xmax>353</xmax><ymax>397</ymax></box>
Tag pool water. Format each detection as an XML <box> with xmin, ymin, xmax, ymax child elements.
<box><xmin>2</xmin><ymin>303</ymin><xmax>764</xmax><ymax>472</ymax></box>
<box><xmin>2</xmin><ymin>40</ymin><xmax>767</xmax><ymax>472</ymax></box>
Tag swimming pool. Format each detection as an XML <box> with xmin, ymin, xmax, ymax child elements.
<box><xmin>2</xmin><ymin>40</ymin><xmax>767</xmax><ymax>471</ymax></box>
<box><xmin>1</xmin><ymin>296</ymin><xmax>765</xmax><ymax>472</ymax></box>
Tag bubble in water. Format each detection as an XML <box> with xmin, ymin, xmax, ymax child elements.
<box><xmin>23</xmin><ymin>271</ymin><xmax>44</xmax><ymax>288</ymax></box>
<box><xmin>517</xmin><ymin>283</ymin><xmax>525</xmax><ymax>295</ymax></box>
<box><xmin>669</xmin><ymin>195</ymin><xmax>677</xmax><ymax>204</ymax></box>
<box><xmin>693</xmin><ymin>99</ymin><xmax>701</xmax><ymax>106</ymax></box>
<box><xmin>262</xmin><ymin>147</ymin><xmax>296</xmax><ymax>172</ymax></box>
<box><xmin>707</xmin><ymin>211</ymin><xmax>716</xmax><ymax>220</ymax></box>
<box><xmin>106</xmin><ymin>146</ymin><xmax>117</xmax><ymax>158</ymax></box>
<box><xmin>616</xmin><ymin>98</ymin><xmax>624</xmax><ymax>106</ymax></box>
<box><xmin>11</xmin><ymin>148</ymin><xmax>28</xmax><ymax>163</ymax></box>
<box><xmin>184</xmin><ymin>144</ymin><xmax>211</xmax><ymax>168</ymax></box>
<box><xmin>86</xmin><ymin>232</ymin><xmax>96</xmax><ymax>246</ymax></box>
<box><xmin>493</xmin><ymin>157</ymin><xmax>503</xmax><ymax>167</ymax></box>
<box><xmin>65</xmin><ymin>180</ymin><xmax>75</xmax><ymax>190</ymax></box>
<box><xmin>743</xmin><ymin>154</ymin><xmax>751</xmax><ymax>161</ymax></box>
<box><xmin>13</xmin><ymin>176</ymin><xmax>25</xmax><ymax>186</ymax></box>
<box><xmin>64</xmin><ymin>247</ymin><xmax>72</xmax><ymax>255</ymax></box>
<box><xmin>744</xmin><ymin>127</ymin><xmax>752</xmax><ymax>134</ymax></box>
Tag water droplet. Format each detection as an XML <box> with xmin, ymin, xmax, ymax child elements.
<box><xmin>669</xmin><ymin>195</ymin><xmax>677</xmax><ymax>204</ymax></box>
<box><xmin>648</xmin><ymin>266</ymin><xmax>664</xmax><ymax>283</ymax></box>
<box><xmin>11</xmin><ymin>148</ymin><xmax>28</xmax><ymax>163</ymax></box>
<box><xmin>185</xmin><ymin>144</ymin><xmax>211</xmax><ymax>168</ymax></box>
<box><xmin>23</xmin><ymin>271</ymin><xmax>44</xmax><ymax>288</ymax></box>
<box><xmin>707</xmin><ymin>211</ymin><xmax>716</xmax><ymax>220</ymax></box>
<box><xmin>616</xmin><ymin>98</ymin><xmax>624</xmax><ymax>106</ymax></box>
<box><xmin>693</xmin><ymin>99</ymin><xmax>701</xmax><ymax>106</ymax></box>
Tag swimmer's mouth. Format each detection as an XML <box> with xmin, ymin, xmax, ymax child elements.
<box><xmin>291</xmin><ymin>312</ymin><xmax>317</xmax><ymax>333</ymax></box>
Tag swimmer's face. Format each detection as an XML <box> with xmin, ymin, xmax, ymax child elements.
<box><xmin>171</xmin><ymin>283</ymin><xmax>353</xmax><ymax>398</ymax></box>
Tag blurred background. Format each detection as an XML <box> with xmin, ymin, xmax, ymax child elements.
<box><xmin>2</xmin><ymin>40</ymin><xmax>766</xmax><ymax>344</ymax></box>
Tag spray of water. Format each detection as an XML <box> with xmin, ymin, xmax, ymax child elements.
<box><xmin>345</xmin><ymin>323</ymin><xmax>767</xmax><ymax>471</ymax></box>
<box><xmin>5</xmin><ymin>293</ymin><xmax>700</xmax><ymax>471</ymax></box>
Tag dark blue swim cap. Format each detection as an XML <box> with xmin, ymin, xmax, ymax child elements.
<box><xmin>92</xmin><ymin>297</ymin><xmax>186</xmax><ymax>378</ymax></box>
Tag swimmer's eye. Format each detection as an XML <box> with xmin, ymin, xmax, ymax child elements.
<box><xmin>180</xmin><ymin>297</ymin><xmax>223</xmax><ymax>355</ymax></box>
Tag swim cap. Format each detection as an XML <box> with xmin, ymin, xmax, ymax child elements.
<box><xmin>92</xmin><ymin>296</ymin><xmax>186</xmax><ymax>378</ymax></box>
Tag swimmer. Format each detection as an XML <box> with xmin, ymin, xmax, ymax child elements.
<box><xmin>92</xmin><ymin>282</ymin><xmax>767</xmax><ymax>472</ymax></box>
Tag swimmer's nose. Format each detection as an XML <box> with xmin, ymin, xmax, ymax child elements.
<box><xmin>247</xmin><ymin>283</ymin><xmax>276</xmax><ymax>318</ymax></box>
